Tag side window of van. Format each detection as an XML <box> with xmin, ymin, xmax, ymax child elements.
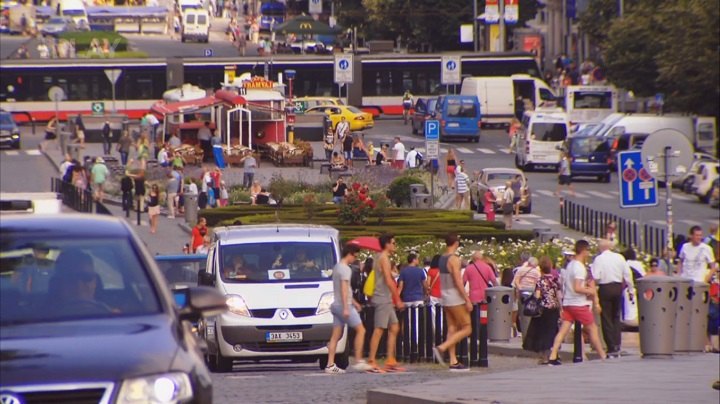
<box><xmin>539</xmin><ymin>88</ymin><xmax>555</xmax><ymax>101</ymax></box>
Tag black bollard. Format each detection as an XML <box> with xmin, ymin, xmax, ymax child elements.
<box><xmin>409</xmin><ymin>305</ymin><xmax>418</xmax><ymax>363</ymax></box>
<box><xmin>424</xmin><ymin>304</ymin><xmax>435</xmax><ymax>361</ymax></box>
<box><xmin>573</xmin><ymin>321</ymin><xmax>583</xmax><ymax>363</ymax></box>
<box><xmin>479</xmin><ymin>307</ymin><xmax>489</xmax><ymax>367</ymax></box>
<box><xmin>418</xmin><ymin>305</ymin><xmax>427</xmax><ymax>362</ymax></box>
<box><xmin>470</xmin><ymin>304</ymin><xmax>479</xmax><ymax>366</ymax></box>
<box><xmin>398</xmin><ymin>307</ymin><xmax>410</xmax><ymax>362</ymax></box>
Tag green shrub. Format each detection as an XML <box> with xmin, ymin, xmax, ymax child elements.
<box><xmin>59</xmin><ymin>31</ymin><xmax>129</xmax><ymax>52</ymax></box>
<box><xmin>387</xmin><ymin>175</ymin><xmax>426</xmax><ymax>207</ymax></box>
<box><xmin>229</xmin><ymin>186</ymin><xmax>251</xmax><ymax>204</ymax></box>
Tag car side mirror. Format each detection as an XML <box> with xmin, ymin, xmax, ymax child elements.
<box><xmin>175</xmin><ymin>286</ymin><xmax>227</xmax><ymax>320</ymax></box>
<box><xmin>198</xmin><ymin>270</ymin><xmax>215</xmax><ymax>286</ymax></box>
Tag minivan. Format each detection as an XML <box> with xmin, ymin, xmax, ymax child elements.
<box><xmin>182</xmin><ymin>9</ymin><xmax>210</xmax><ymax>43</ymax></box>
<box><xmin>514</xmin><ymin>111</ymin><xmax>570</xmax><ymax>171</ymax></box>
<box><xmin>565</xmin><ymin>135</ymin><xmax>612</xmax><ymax>182</ymax></box>
<box><xmin>434</xmin><ymin>95</ymin><xmax>481</xmax><ymax>142</ymax></box>
<box><xmin>200</xmin><ymin>224</ymin><xmax>347</xmax><ymax>372</ymax></box>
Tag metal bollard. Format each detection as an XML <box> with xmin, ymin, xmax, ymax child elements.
<box><xmin>417</xmin><ymin>305</ymin><xmax>428</xmax><ymax>362</ymax></box>
<box><xmin>409</xmin><ymin>305</ymin><xmax>419</xmax><ymax>363</ymax></box>
<box><xmin>424</xmin><ymin>304</ymin><xmax>436</xmax><ymax>361</ymax></box>
<box><xmin>573</xmin><ymin>321</ymin><xmax>583</xmax><ymax>363</ymax></box>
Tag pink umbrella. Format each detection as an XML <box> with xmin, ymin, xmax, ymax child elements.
<box><xmin>347</xmin><ymin>236</ymin><xmax>382</xmax><ymax>252</ymax></box>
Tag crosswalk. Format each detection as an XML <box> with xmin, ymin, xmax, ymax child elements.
<box><xmin>534</xmin><ymin>188</ymin><xmax>697</xmax><ymax>202</ymax></box>
<box><xmin>1</xmin><ymin>149</ymin><xmax>42</xmax><ymax>156</ymax></box>
<box><xmin>414</xmin><ymin>146</ymin><xmax>511</xmax><ymax>156</ymax></box>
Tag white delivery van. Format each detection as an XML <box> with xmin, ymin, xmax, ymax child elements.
<box><xmin>595</xmin><ymin>114</ymin><xmax>717</xmax><ymax>152</ymax></box>
<box><xmin>181</xmin><ymin>8</ymin><xmax>210</xmax><ymax>43</ymax></box>
<box><xmin>56</xmin><ymin>0</ymin><xmax>88</xmax><ymax>28</ymax></box>
<box><xmin>514</xmin><ymin>111</ymin><xmax>570</xmax><ymax>171</ymax></box>
<box><xmin>460</xmin><ymin>74</ymin><xmax>556</xmax><ymax>127</ymax></box>
<box><xmin>200</xmin><ymin>224</ymin><xmax>347</xmax><ymax>372</ymax></box>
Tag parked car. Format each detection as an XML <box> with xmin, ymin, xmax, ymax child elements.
<box><xmin>305</xmin><ymin>105</ymin><xmax>374</xmax><ymax>131</ymax></box>
<box><xmin>709</xmin><ymin>177</ymin><xmax>719</xmax><ymax>208</ymax></box>
<box><xmin>608</xmin><ymin>132</ymin><xmax>649</xmax><ymax>169</ymax></box>
<box><xmin>0</xmin><ymin>214</ymin><xmax>227</xmax><ymax>403</ymax></box>
<box><xmin>473</xmin><ymin>168</ymin><xmax>532</xmax><ymax>213</ymax></box>
<box><xmin>565</xmin><ymin>135</ymin><xmax>612</xmax><ymax>182</ymax></box>
<box><xmin>40</xmin><ymin>16</ymin><xmax>77</xmax><ymax>36</ymax></box>
<box><xmin>0</xmin><ymin>109</ymin><xmax>20</xmax><ymax>149</ymax></box>
<box><xmin>690</xmin><ymin>161</ymin><xmax>719</xmax><ymax>203</ymax></box>
<box><xmin>670</xmin><ymin>152</ymin><xmax>718</xmax><ymax>192</ymax></box>
<box><xmin>410</xmin><ymin>97</ymin><xmax>438</xmax><ymax>135</ymax></box>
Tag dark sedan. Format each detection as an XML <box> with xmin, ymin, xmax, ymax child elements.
<box><xmin>0</xmin><ymin>214</ymin><xmax>226</xmax><ymax>403</ymax></box>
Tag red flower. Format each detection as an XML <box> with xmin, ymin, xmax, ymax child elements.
<box><xmin>352</xmin><ymin>182</ymin><xmax>361</xmax><ymax>191</ymax></box>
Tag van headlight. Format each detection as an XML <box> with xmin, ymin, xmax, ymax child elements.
<box><xmin>315</xmin><ymin>292</ymin><xmax>334</xmax><ymax>315</ymax></box>
<box><xmin>226</xmin><ymin>295</ymin><xmax>251</xmax><ymax>317</ymax></box>
<box><xmin>117</xmin><ymin>372</ymin><xmax>193</xmax><ymax>403</ymax></box>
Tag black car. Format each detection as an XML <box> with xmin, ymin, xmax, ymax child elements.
<box><xmin>0</xmin><ymin>214</ymin><xmax>226</xmax><ymax>403</ymax></box>
<box><xmin>410</xmin><ymin>97</ymin><xmax>438</xmax><ymax>135</ymax></box>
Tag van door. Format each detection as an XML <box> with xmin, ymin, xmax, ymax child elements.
<box><xmin>513</xmin><ymin>79</ymin><xmax>535</xmax><ymax>119</ymax></box>
<box><xmin>696</xmin><ymin>117</ymin><xmax>717</xmax><ymax>153</ymax></box>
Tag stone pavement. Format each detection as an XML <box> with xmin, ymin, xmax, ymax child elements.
<box><xmin>367</xmin><ymin>353</ymin><xmax>719</xmax><ymax>403</ymax></box>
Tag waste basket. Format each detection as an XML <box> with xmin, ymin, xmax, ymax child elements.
<box><xmin>486</xmin><ymin>286</ymin><xmax>513</xmax><ymax>342</ymax></box>
<box><xmin>688</xmin><ymin>281</ymin><xmax>710</xmax><ymax>352</ymax></box>
<box><xmin>184</xmin><ymin>193</ymin><xmax>198</xmax><ymax>226</ymax></box>
<box><xmin>411</xmin><ymin>193</ymin><xmax>431</xmax><ymax>209</ymax></box>
<box><xmin>410</xmin><ymin>184</ymin><xmax>426</xmax><ymax>195</ymax></box>
<box><xmin>637</xmin><ymin>276</ymin><xmax>678</xmax><ymax>357</ymax></box>
<box><xmin>673</xmin><ymin>277</ymin><xmax>693</xmax><ymax>352</ymax></box>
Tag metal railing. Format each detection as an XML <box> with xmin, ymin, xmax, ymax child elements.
<box><xmin>51</xmin><ymin>178</ymin><xmax>112</xmax><ymax>215</ymax></box>
<box><xmin>560</xmin><ymin>199</ymin><xmax>675</xmax><ymax>257</ymax></box>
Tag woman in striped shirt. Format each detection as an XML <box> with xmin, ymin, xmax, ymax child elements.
<box><xmin>455</xmin><ymin>166</ymin><xmax>470</xmax><ymax>210</ymax></box>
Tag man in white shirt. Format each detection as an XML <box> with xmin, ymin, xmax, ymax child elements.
<box><xmin>547</xmin><ymin>239</ymin><xmax>606</xmax><ymax>365</ymax></box>
<box><xmin>677</xmin><ymin>225</ymin><xmax>718</xmax><ymax>282</ymax></box>
<box><xmin>335</xmin><ymin>116</ymin><xmax>350</xmax><ymax>143</ymax></box>
<box><xmin>405</xmin><ymin>147</ymin><xmax>419</xmax><ymax>169</ymax></box>
<box><xmin>392</xmin><ymin>137</ymin><xmax>406</xmax><ymax>170</ymax></box>
<box><xmin>591</xmin><ymin>238</ymin><xmax>634</xmax><ymax>356</ymax></box>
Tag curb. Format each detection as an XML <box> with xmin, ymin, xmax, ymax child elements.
<box><xmin>40</xmin><ymin>145</ymin><xmax>60</xmax><ymax>174</ymax></box>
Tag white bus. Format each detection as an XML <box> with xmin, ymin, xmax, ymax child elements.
<box><xmin>565</xmin><ymin>85</ymin><xmax>618</xmax><ymax>126</ymax></box>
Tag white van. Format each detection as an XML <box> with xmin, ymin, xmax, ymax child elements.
<box><xmin>181</xmin><ymin>8</ymin><xmax>210</xmax><ymax>43</ymax></box>
<box><xmin>564</xmin><ymin>85</ymin><xmax>618</xmax><ymax>125</ymax></box>
<box><xmin>200</xmin><ymin>224</ymin><xmax>347</xmax><ymax>372</ymax></box>
<box><xmin>460</xmin><ymin>74</ymin><xmax>556</xmax><ymax>127</ymax></box>
<box><xmin>593</xmin><ymin>114</ymin><xmax>717</xmax><ymax>152</ymax></box>
<box><xmin>56</xmin><ymin>0</ymin><xmax>88</xmax><ymax>28</ymax></box>
<box><xmin>514</xmin><ymin>111</ymin><xmax>570</xmax><ymax>171</ymax></box>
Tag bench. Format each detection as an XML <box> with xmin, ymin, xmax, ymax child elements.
<box><xmin>330</xmin><ymin>170</ymin><xmax>353</xmax><ymax>181</ymax></box>
<box><xmin>319</xmin><ymin>162</ymin><xmax>332</xmax><ymax>174</ymax></box>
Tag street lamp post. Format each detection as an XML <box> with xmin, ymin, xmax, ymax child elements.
<box><xmin>285</xmin><ymin>69</ymin><xmax>296</xmax><ymax>143</ymax></box>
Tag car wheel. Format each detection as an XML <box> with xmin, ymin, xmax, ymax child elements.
<box><xmin>411</xmin><ymin>121</ymin><xmax>418</xmax><ymax>135</ymax></box>
<box><xmin>181</xmin><ymin>36</ymin><xmax>186</xmax><ymax>43</ymax></box>
<box><xmin>318</xmin><ymin>355</ymin><xmax>329</xmax><ymax>370</ymax></box>
<box><xmin>603</xmin><ymin>174</ymin><xmax>611</xmax><ymax>183</ymax></box>
<box><xmin>682</xmin><ymin>177</ymin><xmax>695</xmax><ymax>193</ymax></box>
<box><xmin>523</xmin><ymin>163</ymin><xmax>533</xmax><ymax>172</ymax></box>
<box><xmin>472</xmin><ymin>136</ymin><xmax>479</xmax><ymax>143</ymax></box>
<box><xmin>700</xmin><ymin>190</ymin><xmax>712</xmax><ymax>204</ymax></box>
<box><xmin>335</xmin><ymin>350</ymin><xmax>349</xmax><ymax>369</ymax></box>
<box><xmin>12</xmin><ymin>141</ymin><xmax>20</xmax><ymax>150</ymax></box>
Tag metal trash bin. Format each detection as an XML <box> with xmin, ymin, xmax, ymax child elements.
<box><xmin>637</xmin><ymin>276</ymin><xmax>678</xmax><ymax>357</ymax></box>
<box><xmin>411</xmin><ymin>193</ymin><xmax>431</xmax><ymax>209</ymax></box>
<box><xmin>184</xmin><ymin>192</ymin><xmax>198</xmax><ymax>226</ymax></box>
<box><xmin>674</xmin><ymin>277</ymin><xmax>693</xmax><ymax>352</ymax></box>
<box><xmin>516</xmin><ymin>289</ymin><xmax>532</xmax><ymax>341</ymax></box>
<box><xmin>410</xmin><ymin>184</ymin><xmax>426</xmax><ymax>195</ymax></box>
<box><xmin>486</xmin><ymin>286</ymin><xmax>513</xmax><ymax>342</ymax></box>
<box><xmin>688</xmin><ymin>281</ymin><xmax>710</xmax><ymax>352</ymax></box>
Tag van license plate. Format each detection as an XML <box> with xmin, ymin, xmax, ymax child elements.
<box><xmin>266</xmin><ymin>332</ymin><xmax>303</xmax><ymax>342</ymax></box>
<box><xmin>575</xmin><ymin>158</ymin><xmax>588</xmax><ymax>162</ymax></box>
<box><xmin>447</xmin><ymin>123</ymin><xmax>460</xmax><ymax>127</ymax></box>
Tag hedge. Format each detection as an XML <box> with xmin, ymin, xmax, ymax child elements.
<box><xmin>200</xmin><ymin>205</ymin><xmax>533</xmax><ymax>243</ymax></box>
<box><xmin>59</xmin><ymin>31</ymin><xmax>129</xmax><ymax>52</ymax></box>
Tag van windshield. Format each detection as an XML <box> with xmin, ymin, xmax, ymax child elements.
<box><xmin>531</xmin><ymin>123</ymin><xmax>567</xmax><ymax>142</ymax></box>
<box><xmin>572</xmin><ymin>91</ymin><xmax>613</xmax><ymax>109</ymax></box>
<box><xmin>219</xmin><ymin>242</ymin><xmax>336</xmax><ymax>283</ymax></box>
<box><xmin>446</xmin><ymin>99</ymin><xmax>477</xmax><ymax>118</ymax></box>
<box><xmin>62</xmin><ymin>9</ymin><xmax>86</xmax><ymax>16</ymax></box>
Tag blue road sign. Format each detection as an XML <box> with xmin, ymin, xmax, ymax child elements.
<box><xmin>204</xmin><ymin>48</ymin><xmax>213</xmax><ymax>57</ymax></box>
<box><xmin>425</xmin><ymin>120</ymin><xmax>440</xmax><ymax>141</ymax></box>
<box><xmin>338</xmin><ymin>59</ymin><xmax>349</xmax><ymax>70</ymax></box>
<box><xmin>618</xmin><ymin>150</ymin><xmax>658</xmax><ymax>208</ymax></box>
<box><xmin>446</xmin><ymin>60</ymin><xmax>457</xmax><ymax>71</ymax></box>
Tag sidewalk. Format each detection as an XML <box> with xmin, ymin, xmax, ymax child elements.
<box><xmin>368</xmin><ymin>352</ymin><xmax>719</xmax><ymax>403</ymax></box>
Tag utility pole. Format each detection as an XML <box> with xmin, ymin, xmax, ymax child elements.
<box><xmin>498</xmin><ymin>0</ymin><xmax>506</xmax><ymax>51</ymax></box>
<box><xmin>473</xmin><ymin>0</ymin><xmax>479</xmax><ymax>52</ymax></box>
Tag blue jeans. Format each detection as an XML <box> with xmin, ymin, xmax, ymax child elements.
<box><xmin>119</xmin><ymin>151</ymin><xmax>129</xmax><ymax>166</ymax></box>
<box><xmin>243</xmin><ymin>172</ymin><xmax>254</xmax><ymax>189</ymax></box>
<box><xmin>333</xmin><ymin>196</ymin><xmax>343</xmax><ymax>204</ymax></box>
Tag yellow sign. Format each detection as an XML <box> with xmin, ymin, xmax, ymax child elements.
<box><xmin>299</xmin><ymin>23</ymin><xmax>312</xmax><ymax>30</ymax></box>
<box><xmin>243</xmin><ymin>76</ymin><xmax>274</xmax><ymax>89</ymax></box>
<box><xmin>225</xmin><ymin>65</ymin><xmax>236</xmax><ymax>82</ymax></box>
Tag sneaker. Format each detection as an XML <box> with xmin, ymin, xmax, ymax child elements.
<box><xmin>547</xmin><ymin>359</ymin><xmax>562</xmax><ymax>366</ymax></box>
<box><xmin>352</xmin><ymin>360</ymin><xmax>374</xmax><ymax>372</ymax></box>
<box><xmin>324</xmin><ymin>363</ymin><xmax>346</xmax><ymax>374</ymax></box>
<box><xmin>607</xmin><ymin>351</ymin><xmax>620</xmax><ymax>359</ymax></box>
<box><xmin>432</xmin><ymin>347</ymin><xmax>446</xmax><ymax>366</ymax></box>
<box><xmin>449</xmin><ymin>362</ymin><xmax>469</xmax><ymax>372</ymax></box>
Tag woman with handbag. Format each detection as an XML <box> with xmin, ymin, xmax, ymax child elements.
<box><xmin>522</xmin><ymin>256</ymin><xmax>561</xmax><ymax>364</ymax></box>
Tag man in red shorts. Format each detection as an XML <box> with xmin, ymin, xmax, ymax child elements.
<box><xmin>547</xmin><ymin>239</ymin><xmax>607</xmax><ymax>365</ymax></box>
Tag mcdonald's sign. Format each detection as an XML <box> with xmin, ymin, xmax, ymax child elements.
<box><xmin>299</xmin><ymin>23</ymin><xmax>312</xmax><ymax>30</ymax></box>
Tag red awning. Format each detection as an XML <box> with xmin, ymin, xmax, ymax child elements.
<box><xmin>214</xmin><ymin>90</ymin><xmax>247</xmax><ymax>106</ymax></box>
<box><xmin>151</xmin><ymin>96</ymin><xmax>223</xmax><ymax>115</ymax></box>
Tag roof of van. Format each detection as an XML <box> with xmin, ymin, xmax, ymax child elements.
<box><xmin>525</xmin><ymin>111</ymin><xmax>569</xmax><ymax>121</ymax></box>
<box><xmin>213</xmin><ymin>224</ymin><xmax>340</xmax><ymax>243</ymax></box>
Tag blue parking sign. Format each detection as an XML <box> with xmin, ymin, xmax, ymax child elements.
<box><xmin>618</xmin><ymin>150</ymin><xmax>658</xmax><ymax>208</ymax></box>
<box><xmin>425</xmin><ymin>120</ymin><xmax>439</xmax><ymax>141</ymax></box>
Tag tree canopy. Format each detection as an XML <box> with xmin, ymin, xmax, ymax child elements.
<box><xmin>580</xmin><ymin>0</ymin><xmax>719</xmax><ymax>116</ymax></box>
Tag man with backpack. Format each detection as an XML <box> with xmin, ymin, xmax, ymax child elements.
<box><xmin>404</xmin><ymin>147</ymin><xmax>423</xmax><ymax>169</ymax></box>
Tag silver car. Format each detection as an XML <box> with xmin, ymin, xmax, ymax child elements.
<box><xmin>40</xmin><ymin>17</ymin><xmax>77</xmax><ymax>36</ymax></box>
<box><xmin>474</xmin><ymin>167</ymin><xmax>532</xmax><ymax>213</ymax></box>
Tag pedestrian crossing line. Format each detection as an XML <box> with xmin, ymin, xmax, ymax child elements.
<box><xmin>572</xmin><ymin>192</ymin><xmax>591</xmax><ymax>199</ymax></box>
<box><xmin>25</xmin><ymin>149</ymin><xmax>42</xmax><ymax>156</ymax></box>
<box><xmin>440</xmin><ymin>147</ymin><xmax>448</xmax><ymax>154</ymax></box>
<box><xmin>514</xmin><ymin>219</ymin><xmax>533</xmax><ymax>225</ymax></box>
<box><xmin>456</xmin><ymin>147</ymin><xmax>473</xmax><ymax>154</ymax></box>
<box><xmin>608</xmin><ymin>190</ymin><xmax>619</xmax><ymax>196</ymax></box>
<box><xmin>535</xmin><ymin>190</ymin><xmax>555</xmax><ymax>197</ymax></box>
<box><xmin>4</xmin><ymin>150</ymin><xmax>19</xmax><ymax>156</ymax></box>
<box><xmin>651</xmin><ymin>220</ymin><xmax>666</xmax><ymax>225</ymax></box>
<box><xmin>227</xmin><ymin>375</ymin><xmax>266</xmax><ymax>379</ymax></box>
<box><xmin>540</xmin><ymin>219</ymin><xmax>560</xmax><ymax>225</ymax></box>
<box><xmin>476</xmin><ymin>148</ymin><xmax>494</xmax><ymax>154</ymax></box>
<box><xmin>522</xmin><ymin>214</ymin><xmax>541</xmax><ymax>219</ymax></box>
<box><xmin>585</xmin><ymin>190</ymin><xmax>614</xmax><ymax>200</ymax></box>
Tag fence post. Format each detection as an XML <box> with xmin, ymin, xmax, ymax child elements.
<box><xmin>409</xmin><ymin>305</ymin><xmax>419</xmax><ymax>363</ymax></box>
<box><xmin>425</xmin><ymin>305</ymin><xmax>435</xmax><ymax>362</ymax></box>
<box><xmin>573</xmin><ymin>321</ymin><xmax>583</xmax><ymax>363</ymax></box>
<box><xmin>418</xmin><ymin>305</ymin><xmax>427</xmax><ymax>362</ymax></box>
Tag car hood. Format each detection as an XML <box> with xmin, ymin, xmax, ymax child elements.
<box><xmin>0</xmin><ymin>315</ymin><xmax>180</xmax><ymax>386</ymax></box>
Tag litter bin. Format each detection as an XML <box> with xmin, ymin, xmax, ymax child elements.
<box><xmin>636</xmin><ymin>276</ymin><xmax>678</xmax><ymax>357</ymax></box>
<box><xmin>673</xmin><ymin>277</ymin><xmax>693</xmax><ymax>352</ymax></box>
<box><xmin>516</xmin><ymin>289</ymin><xmax>533</xmax><ymax>341</ymax></box>
<box><xmin>486</xmin><ymin>286</ymin><xmax>513</xmax><ymax>342</ymax></box>
<box><xmin>184</xmin><ymin>192</ymin><xmax>198</xmax><ymax>226</ymax></box>
<box><xmin>688</xmin><ymin>281</ymin><xmax>710</xmax><ymax>352</ymax></box>
<box><xmin>410</xmin><ymin>184</ymin><xmax>426</xmax><ymax>196</ymax></box>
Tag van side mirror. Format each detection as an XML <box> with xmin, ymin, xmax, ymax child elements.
<box><xmin>198</xmin><ymin>270</ymin><xmax>215</xmax><ymax>286</ymax></box>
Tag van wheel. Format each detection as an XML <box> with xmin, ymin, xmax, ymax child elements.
<box><xmin>514</xmin><ymin>155</ymin><xmax>522</xmax><ymax>169</ymax></box>
<box><xmin>522</xmin><ymin>163</ymin><xmax>533</xmax><ymax>172</ymax></box>
<box><xmin>411</xmin><ymin>121</ymin><xmax>418</xmax><ymax>135</ymax></box>
<box><xmin>472</xmin><ymin>136</ymin><xmax>479</xmax><ymax>143</ymax></box>
<box><xmin>318</xmin><ymin>355</ymin><xmax>328</xmax><ymax>370</ymax></box>
<box><xmin>335</xmin><ymin>350</ymin><xmax>349</xmax><ymax>369</ymax></box>
<box><xmin>207</xmin><ymin>350</ymin><xmax>233</xmax><ymax>373</ymax></box>
<box><xmin>181</xmin><ymin>36</ymin><xmax>186</xmax><ymax>43</ymax></box>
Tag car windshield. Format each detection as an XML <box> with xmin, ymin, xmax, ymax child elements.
<box><xmin>346</xmin><ymin>106</ymin><xmax>362</xmax><ymax>114</ymax></box>
<box><xmin>531</xmin><ymin>123</ymin><xmax>567</xmax><ymax>142</ymax></box>
<box><xmin>0</xmin><ymin>113</ymin><xmax>14</xmax><ymax>125</ymax></box>
<box><xmin>62</xmin><ymin>9</ymin><xmax>85</xmax><ymax>16</ymax></box>
<box><xmin>486</xmin><ymin>172</ymin><xmax>518</xmax><ymax>183</ymax></box>
<box><xmin>569</xmin><ymin>137</ymin><xmax>609</xmax><ymax>155</ymax></box>
<box><xmin>446</xmin><ymin>99</ymin><xmax>477</xmax><ymax>118</ymax></box>
<box><xmin>47</xmin><ymin>17</ymin><xmax>66</xmax><ymax>24</ymax></box>
<box><xmin>0</xmin><ymin>236</ymin><xmax>161</xmax><ymax>325</ymax></box>
<box><xmin>155</xmin><ymin>256</ymin><xmax>206</xmax><ymax>289</ymax></box>
<box><xmin>219</xmin><ymin>242</ymin><xmax>336</xmax><ymax>283</ymax></box>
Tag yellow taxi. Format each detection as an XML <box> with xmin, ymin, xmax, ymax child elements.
<box><xmin>304</xmin><ymin>105</ymin><xmax>374</xmax><ymax>131</ymax></box>
<box><xmin>293</xmin><ymin>97</ymin><xmax>343</xmax><ymax>114</ymax></box>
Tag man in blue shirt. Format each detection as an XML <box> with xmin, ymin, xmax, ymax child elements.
<box><xmin>397</xmin><ymin>253</ymin><xmax>428</xmax><ymax>306</ymax></box>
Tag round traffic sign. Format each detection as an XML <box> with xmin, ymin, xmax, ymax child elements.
<box><xmin>622</xmin><ymin>168</ymin><xmax>637</xmax><ymax>183</ymax></box>
<box><xmin>638</xmin><ymin>167</ymin><xmax>652</xmax><ymax>182</ymax></box>
<box><xmin>338</xmin><ymin>59</ymin><xmax>349</xmax><ymax>70</ymax></box>
<box><xmin>48</xmin><ymin>86</ymin><xmax>65</xmax><ymax>102</ymax></box>
<box><xmin>446</xmin><ymin>60</ymin><xmax>457</xmax><ymax>70</ymax></box>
